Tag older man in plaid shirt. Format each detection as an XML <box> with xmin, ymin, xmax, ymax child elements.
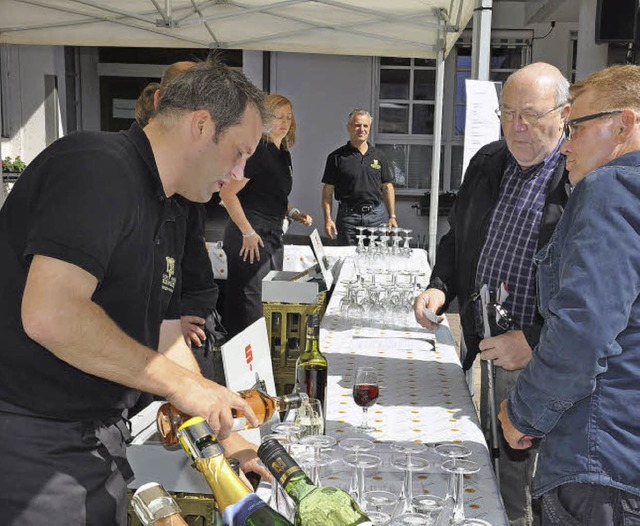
<box><xmin>414</xmin><ymin>63</ymin><xmax>571</xmax><ymax>526</ymax></box>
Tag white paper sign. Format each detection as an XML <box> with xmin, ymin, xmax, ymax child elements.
<box><xmin>310</xmin><ymin>229</ymin><xmax>333</xmax><ymax>290</ymax></box>
<box><xmin>462</xmin><ymin>80</ymin><xmax>502</xmax><ymax>179</ymax></box>
<box><xmin>221</xmin><ymin>317</ymin><xmax>276</xmax><ymax>444</ymax></box>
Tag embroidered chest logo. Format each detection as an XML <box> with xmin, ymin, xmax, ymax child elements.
<box><xmin>162</xmin><ymin>256</ymin><xmax>177</xmax><ymax>293</ymax></box>
<box><xmin>370</xmin><ymin>159</ymin><xmax>381</xmax><ymax>170</ymax></box>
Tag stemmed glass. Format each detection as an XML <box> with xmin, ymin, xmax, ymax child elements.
<box><xmin>434</xmin><ymin>443</ymin><xmax>471</xmax><ymax>500</ymax></box>
<box><xmin>298</xmin><ymin>434</ymin><xmax>336</xmax><ymax>486</ymax></box>
<box><xmin>363</xmin><ymin>490</ymin><xmax>400</xmax><ymax>526</ymax></box>
<box><xmin>441</xmin><ymin>459</ymin><xmax>491</xmax><ymax>525</ymax></box>
<box><xmin>353</xmin><ymin>367</ymin><xmax>380</xmax><ymax>432</ymax></box>
<box><xmin>339</xmin><ymin>438</ymin><xmax>375</xmax><ymax>500</ymax></box>
<box><xmin>412</xmin><ymin>495</ymin><xmax>446</xmax><ymax>525</ymax></box>
<box><xmin>343</xmin><ymin>453</ymin><xmax>381</xmax><ymax>506</ymax></box>
<box><xmin>391</xmin><ymin>441</ymin><xmax>429</xmax><ymax>514</ymax></box>
<box><xmin>391</xmin><ymin>513</ymin><xmax>431</xmax><ymax>525</ymax></box>
<box><xmin>294</xmin><ymin>398</ymin><xmax>325</xmax><ymax>438</ymax></box>
<box><xmin>270</xmin><ymin>422</ymin><xmax>304</xmax><ymax>455</ymax></box>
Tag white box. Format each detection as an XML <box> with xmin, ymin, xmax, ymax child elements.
<box><xmin>261</xmin><ymin>270</ymin><xmax>324</xmax><ymax>304</ymax></box>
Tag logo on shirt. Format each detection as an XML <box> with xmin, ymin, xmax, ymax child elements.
<box><xmin>370</xmin><ymin>159</ymin><xmax>381</xmax><ymax>170</ymax></box>
<box><xmin>162</xmin><ymin>256</ymin><xmax>176</xmax><ymax>293</ymax></box>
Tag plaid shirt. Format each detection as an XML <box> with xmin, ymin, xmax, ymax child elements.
<box><xmin>475</xmin><ymin>142</ymin><xmax>564</xmax><ymax>331</ymax></box>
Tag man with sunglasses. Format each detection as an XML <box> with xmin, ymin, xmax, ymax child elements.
<box><xmin>414</xmin><ymin>62</ymin><xmax>570</xmax><ymax>526</ymax></box>
<box><xmin>499</xmin><ymin>64</ymin><xmax>640</xmax><ymax>526</ymax></box>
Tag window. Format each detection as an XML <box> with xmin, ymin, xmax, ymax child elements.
<box><xmin>375</xmin><ymin>32</ymin><xmax>531</xmax><ymax>194</ymax></box>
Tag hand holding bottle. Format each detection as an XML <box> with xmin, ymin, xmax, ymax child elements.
<box><xmin>166</xmin><ymin>375</ymin><xmax>258</xmax><ymax>440</ymax></box>
<box><xmin>219</xmin><ymin>432</ymin><xmax>273</xmax><ymax>482</ymax></box>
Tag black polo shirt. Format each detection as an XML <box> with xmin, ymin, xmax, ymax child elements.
<box><xmin>322</xmin><ymin>141</ymin><xmax>393</xmax><ymax>207</ymax></box>
<box><xmin>238</xmin><ymin>138</ymin><xmax>292</xmax><ymax>220</ymax></box>
<box><xmin>0</xmin><ymin>123</ymin><xmax>187</xmax><ymax>421</ymax></box>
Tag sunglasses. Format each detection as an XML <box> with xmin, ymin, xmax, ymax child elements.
<box><xmin>564</xmin><ymin>110</ymin><xmax>622</xmax><ymax>140</ymax></box>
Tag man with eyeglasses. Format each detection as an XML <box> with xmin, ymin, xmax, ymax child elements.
<box><xmin>499</xmin><ymin>64</ymin><xmax>640</xmax><ymax>526</ymax></box>
<box><xmin>414</xmin><ymin>62</ymin><xmax>570</xmax><ymax>526</ymax></box>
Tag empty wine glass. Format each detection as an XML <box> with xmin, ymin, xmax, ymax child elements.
<box><xmin>412</xmin><ymin>495</ymin><xmax>446</xmax><ymax>525</ymax></box>
<box><xmin>298</xmin><ymin>434</ymin><xmax>336</xmax><ymax>486</ymax></box>
<box><xmin>339</xmin><ymin>438</ymin><xmax>375</xmax><ymax>501</ymax></box>
<box><xmin>435</xmin><ymin>443</ymin><xmax>471</xmax><ymax>500</ymax></box>
<box><xmin>353</xmin><ymin>367</ymin><xmax>380</xmax><ymax>432</ymax></box>
<box><xmin>391</xmin><ymin>441</ymin><xmax>429</xmax><ymax>514</ymax></box>
<box><xmin>343</xmin><ymin>453</ymin><xmax>381</xmax><ymax>506</ymax></box>
<box><xmin>270</xmin><ymin>422</ymin><xmax>304</xmax><ymax>455</ymax></box>
<box><xmin>391</xmin><ymin>512</ymin><xmax>431</xmax><ymax>525</ymax></box>
<box><xmin>363</xmin><ymin>490</ymin><xmax>400</xmax><ymax>526</ymax></box>
<box><xmin>441</xmin><ymin>459</ymin><xmax>491</xmax><ymax>526</ymax></box>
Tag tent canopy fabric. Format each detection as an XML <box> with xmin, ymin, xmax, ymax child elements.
<box><xmin>1</xmin><ymin>0</ymin><xmax>474</xmax><ymax>58</ymax></box>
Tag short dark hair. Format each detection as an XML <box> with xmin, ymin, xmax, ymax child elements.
<box><xmin>135</xmin><ymin>82</ymin><xmax>160</xmax><ymax>127</ymax></box>
<box><xmin>157</xmin><ymin>54</ymin><xmax>268</xmax><ymax>140</ymax></box>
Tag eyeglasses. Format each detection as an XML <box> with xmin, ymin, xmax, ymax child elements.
<box><xmin>495</xmin><ymin>104</ymin><xmax>564</xmax><ymax>125</ymax></box>
<box><xmin>563</xmin><ymin>110</ymin><xmax>622</xmax><ymax>140</ymax></box>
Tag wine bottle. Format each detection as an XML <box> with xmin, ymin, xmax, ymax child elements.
<box><xmin>131</xmin><ymin>482</ymin><xmax>188</xmax><ymax>526</ymax></box>
<box><xmin>156</xmin><ymin>389</ymin><xmax>309</xmax><ymax>446</ymax></box>
<box><xmin>177</xmin><ymin>417</ymin><xmax>293</xmax><ymax>526</ymax></box>
<box><xmin>258</xmin><ymin>438</ymin><xmax>372</xmax><ymax>526</ymax></box>
<box><xmin>295</xmin><ymin>314</ymin><xmax>327</xmax><ymax>420</ymax></box>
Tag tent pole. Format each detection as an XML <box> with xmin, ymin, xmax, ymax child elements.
<box><xmin>471</xmin><ymin>0</ymin><xmax>493</xmax><ymax>81</ymax></box>
<box><xmin>428</xmin><ymin>44</ymin><xmax>445</xmax><ymax>266</ymax></box>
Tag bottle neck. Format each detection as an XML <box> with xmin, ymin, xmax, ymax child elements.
<box><xmin>274</xmin><ymin>392</ymin><xmax>308</xmax><ymax>411</ymax></box>
<box><xmin>194</xmin><ymin>455</ymin><xmax>252</xmax><ymax>513</ymax></box>
<box><xmin>303</xmin><ymin>323</ymin><xmax>320</xmax><ymax>355</ymax></box>
<box><xmin>281</xmin><ymin>469</ymin><xmax>317</xmax><ymax>504</ymax></box>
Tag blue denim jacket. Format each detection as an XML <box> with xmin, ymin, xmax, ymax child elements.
<box><xmin>508</xmin><ymin>150</ymin><xmax>640</xmax><ymax>498</ymax></box>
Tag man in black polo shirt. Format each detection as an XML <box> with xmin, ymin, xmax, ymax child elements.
<box><xmin>0</xmin><ymin>57</ymin><xmax>266</xmax><ymax>525</ymax></box>
<box><xmin>322</xmin><ymin>109</ymin><xmax>397</xmax><ymax>245</ymax></box>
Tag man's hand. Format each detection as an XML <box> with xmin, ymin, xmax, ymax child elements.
<box><xmin>239</xmin><ymin>232</ymin><xmax>264</xmax><ymax>264</ymax></box>
<box><xmin>478</xmin><ymin>330</ymin><xmax>532</xmax><ymax>370</ymax></box>
<box><xmin>325</xmin><ymin>219</ymin><xmax>337</xmax><ymax>239</ymax></box>
<box><xmin>166</xmin><ymin>378</ymin><xmax>258</xmax><ymax>441</ymax></box>
<box><xmin>388</xmin><ymin>217</ymin><xmax>398</xmax><ymax>228</ymax></box>
<box><xmin>180</xmin><ymin>315</ymin><xmax>206</xmax><ymax>347</ymax></box>
<box><xmin>498</xmin><ymin>399</ymin><xmax>534</xmax><ymax>450</ymax></box>
<box><xmin>414</xmin><ymin>288</ymin><xmax>446</xmax><ymax>329</ymax></box>
<box><xmin>220</xmin><ymin>433</ymin><xmax>272</xmax><ymax>482</ymax></box>
<box><xmin>293</xmin><ymin>210</ymin><xmax>313</xmax><ymax>227</ymax></box>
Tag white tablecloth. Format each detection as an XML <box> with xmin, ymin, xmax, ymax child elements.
<box><xmin>306</xmin><ymin>250</ymin><xmax>508</xmax><ymax>525</ymax></box>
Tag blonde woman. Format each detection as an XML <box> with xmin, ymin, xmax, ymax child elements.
<box><xmin>221</xmin><ymin>94</ymin><xmax>312</xmax><ymax>337</ymax></box>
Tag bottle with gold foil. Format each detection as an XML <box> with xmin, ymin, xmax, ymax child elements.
<box><xmin>257</xmin><ymin>439</ymin><xmax>372</xmax><ymax>526</ymax></box>
<box><xmin>131</xmin><ymin>482</ymin><xmax>188</xmax><ymax>526</ymax></box>
<box><xmin>177</xmin><ymin>417</ymin><xmax>293</xmax><ymax>526</ymax></box>
<box><xmin>156</xmin><ymin>389</ymin><xmax>308</xmax><ymax>446</ymax></box>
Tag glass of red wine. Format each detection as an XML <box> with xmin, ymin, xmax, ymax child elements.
<box><xmin>353</xmin><ymin>366</ymin><xmax>379</xmax><ymax>432</ymax></box>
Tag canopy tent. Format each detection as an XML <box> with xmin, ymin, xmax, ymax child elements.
<box><xmin>1</xmin><ymin>0</ymin><xmax>473</xmax><ymax>59</ymax></box>
<box><xmin>1</xmin><ymin>0</ymin><xmax>479</xmax><ymax>260</ymax></box>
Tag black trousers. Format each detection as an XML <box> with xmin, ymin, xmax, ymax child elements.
<box><xmin>223</xmin><ymin>212</ymin><xmax>284</xmax><ymax>339</ymax></box>
<box><xmin>0</xmin><ymin>400</ymin><xmax>133</xmax><ymax>525</ymax></box>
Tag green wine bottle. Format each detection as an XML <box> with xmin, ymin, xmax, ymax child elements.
<box><xmin>177</xmin><ymin>417</ymin><xmax>293</xmax><ymax>526</ymax></box>
<box><xmin>295</xmin><ymin>314</ymin><xmax>328</xmax><ymax>420</ymax></box>
<box><xmin>258</xmin><ymin>438</ymin><xmax>372</xmax><ymax>526</ymax></box>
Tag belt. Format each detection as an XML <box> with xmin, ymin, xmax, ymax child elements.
<box><xmin>342</xmin><ymin>202</ymin><xmax>380</xmax><ymax>214</ymax></box>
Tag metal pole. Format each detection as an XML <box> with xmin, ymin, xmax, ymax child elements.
<box><xmin>428</xmin><ymin>45</ymin><xmax>445</xmax><ymax>265</ymax></box>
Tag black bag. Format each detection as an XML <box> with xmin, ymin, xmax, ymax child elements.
<box><xmin>192</xmin><ymin>308</ymin><xmax>228</xmax><ymax>386</ymax></box>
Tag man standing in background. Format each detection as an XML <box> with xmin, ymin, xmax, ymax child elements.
<box><xmin>322</xmin><ymin>109</ymin><xmax>397</xmax><ymax>245</ymax></box>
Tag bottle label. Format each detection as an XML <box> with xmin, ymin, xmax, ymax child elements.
<box><xmin>221</xmin><ymin>493</ymin><xmax>266</xmax><ymax>526</ymax></box>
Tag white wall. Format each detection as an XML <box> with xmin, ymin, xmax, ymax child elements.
<box><xmin>1</xmin><ymin>44</ymin><xmax>66</xmax><ymax>164</ymax></box>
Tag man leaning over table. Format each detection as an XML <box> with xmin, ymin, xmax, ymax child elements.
<box><xmin>414</xmin><ymin>63</ymin><xmax>571</xmax><ymax>526</ymax></box>
<box><xmin>0</xmin><ymin>56</ymin><xmax>267</xmax><ymax>525</ymax></box>
<box><xmin>321</xmin><ymin>109</ymin><xmax>397</xmax><ymax>245</ymax></box>
<box><xmin>499</xmin><ymin>64</ymin><xmax>640</xmax><ymax>526</ymax></box>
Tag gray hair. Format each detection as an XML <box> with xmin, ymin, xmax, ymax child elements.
<box><xmin>157</xmin><ymin>54</ymin><xmax>268</xmax><ymax>140</ymax></box>
<box><xmin>347</xmin><ymin>108</ymin><xmax>372</xmax><ymax>125</ymax></box>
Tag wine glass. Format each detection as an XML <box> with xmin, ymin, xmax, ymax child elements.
<box><xmin>434</xmin><ymin>443</ymin><xmax>471</xmax><ymax>500</ymax></box>
<box><xmin>339</xmin><ymin>438</ymin><xmax>375</xmax><ymax>501</ymax></box>
<box><xmin>353</xmin><ymin>367</ymin><xmax>379</xmax><ymax>433</ymax></box>
<box><xmin>270</xmin><ymin>422</ymin><xmax>304</xmax><ymax>455</ymax></box>
<box><xmin>294</xmin><ymin>398</ymin><xmax>324</xmax><ymax>437</ymax></box>
<box><xmin>412</xmin><ymin>495</ymin><xmax>446</xmax><ymax>525</ymax></box>
<box><xmin>391</xmin><ymin>441</ymin><xmax>429</xmax><ymax>514</ymax></box>
<box><xmin>298</xmin><ymin>434</ymin><xmax>336</xmax><ymax>486</ymax></box>
<box><xmin>391</xmin><ymin>512</ymin><xmax>431</xmax><ymax>525</ymax></box>
<box><xmin>363</xmin><ymin>490</ymin><xmax>399</xmax><ymax>526</ymax></box>
<box><xmin>343</xmin><ymin>453</ymin><xmax>381</xmax><ymax>506</ymax></box>
<box><xmin>441</xmin><ymin>459</ymin><xmax>491</xmax><ymax>526</ymax></box>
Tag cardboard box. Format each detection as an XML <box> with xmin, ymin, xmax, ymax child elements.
<box><xmin>261</xmin><ymin>270</ymin><xmax>325</xmax><ymax>304</ymax></box>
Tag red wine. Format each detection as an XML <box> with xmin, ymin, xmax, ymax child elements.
<box><xmin>297</xmin><ymin>365</ymin><xmax>328</xmax><ymax>410</ymax></box>
<box><xmin>353</xmin><ymin>384</ymin><xmax>379</xmax><ymax>407</ymax></box>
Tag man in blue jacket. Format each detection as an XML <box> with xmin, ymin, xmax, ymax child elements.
<box><xmin>499</xmin><ymin>64</ymin><xmax>640</xmax><ymax>525</ymax></box>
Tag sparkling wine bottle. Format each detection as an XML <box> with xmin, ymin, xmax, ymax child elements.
<box><xmin>156</xmin><ymin>389</ymin><xmax>308</xmax><ymax>446</ymax></box>
<box><xmin>177</xmin><ymin>417</ymin><xmax>293</xmax><ymax>526</ymax></box>
<box><xmin>258</xmin><ymin>439</ymin><xmax>372</xmax><ymax>526</ymax></box>
<box><xmin>295</xmin><ymin>314</ymin><xmax>327</xmax><ymax>420</ymax></box>
<box><xmin>131</xmin><ymin>482</ymin><xmax>188</xmax><ymax>526</ymax></box>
